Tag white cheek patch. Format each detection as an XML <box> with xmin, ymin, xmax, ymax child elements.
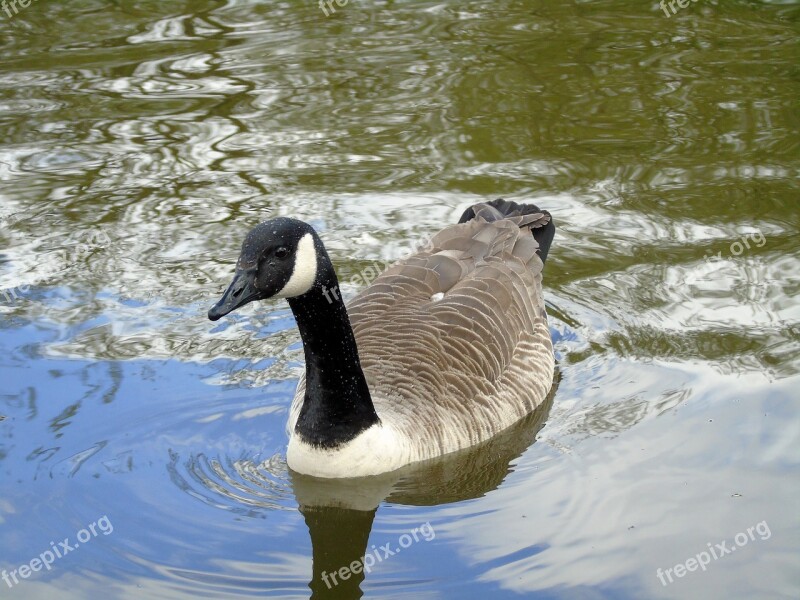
<box><xmin>275</xmin><ymin>233</ymin><xmax>318</xmax><ymax>298</ymax></box>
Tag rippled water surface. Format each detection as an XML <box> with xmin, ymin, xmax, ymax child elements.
<box><xmin>1</xmin><ymin>1</ymin><xmax>799</xmax><ymax>598</ymax></box>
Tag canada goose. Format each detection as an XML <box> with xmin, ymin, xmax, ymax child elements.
<box><xmin>208</xmin><ymin>199</ymin><xmax>556</xmax><ymax>478</ymax></box>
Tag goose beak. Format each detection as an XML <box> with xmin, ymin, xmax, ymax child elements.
<box><xmin>208</xmin><ymin>268</ymin><xmax>261</xmax><ymax>321</ymax></box>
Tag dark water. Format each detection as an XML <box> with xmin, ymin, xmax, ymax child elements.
<box><xmin>1</xmin><ymin>1</ymin><xmax>798</xmax><ymax>598</ymax></box>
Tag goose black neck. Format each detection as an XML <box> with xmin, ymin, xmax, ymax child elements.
<box><xmin>288</xmin><ymin>256</ymin><xmax>379</xmax><ymax>448</ymax></box>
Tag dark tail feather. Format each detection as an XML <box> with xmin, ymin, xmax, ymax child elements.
<box><xmin>458</xmin><ymin>198</ymin><xmax>556</xmax><ymax>266</ymax></box>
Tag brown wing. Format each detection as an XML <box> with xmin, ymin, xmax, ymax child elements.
<box><xmin>339</xmin><ymin>213</ymin><xmax>554</xmax><ymax>458</ymax></box>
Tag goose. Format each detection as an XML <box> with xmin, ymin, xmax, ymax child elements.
<box><xmin>208</xmin><ymin>199</ymin><xmax>556</xmax><ymax>478</ymax></box>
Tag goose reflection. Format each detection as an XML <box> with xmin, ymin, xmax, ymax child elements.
<box><xmin>291</xmin><ymin>382</ymin><xmax>556</xmax><ymax>599</ymax></box>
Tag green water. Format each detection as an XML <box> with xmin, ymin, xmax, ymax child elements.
<box><xmin>1</xmin><ymin>1</ymin><xmax>798</xmax><ymax>599</ymax></box>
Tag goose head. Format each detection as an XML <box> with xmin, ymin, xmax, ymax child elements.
<box><xmin>208</xmin><ymin>217</ymin><xmax>324</xmax><ymax>321</ymax></box>
<box><xmin>207</xmin><ymin>217</ymin><xmax>378</xmax><ymax>449</ymax></box>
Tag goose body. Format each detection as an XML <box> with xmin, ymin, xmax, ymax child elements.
<box><xmin>209</xmin><ymin>199</ymin><xmax>555</xmax><ymax>478</ymax></box>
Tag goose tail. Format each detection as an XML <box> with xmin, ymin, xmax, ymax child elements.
<box><xmin>458</xmin><ymin>198</ymin><xmax>555</xmax><ymax>265</ymax></box>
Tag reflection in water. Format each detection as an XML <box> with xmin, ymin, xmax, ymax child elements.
<box><xmin>293</xmin><ymin>387</ymin><xmax>555</xmax><ymax>599</ymax></box>
<box><xmin>300</xmin><ymin>507</ymin><xmax>376</xmax><ymax>600</ymax></box>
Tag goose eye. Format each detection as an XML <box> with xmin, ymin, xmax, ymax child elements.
<box><xmin>274</xmin><ymin>246</ymin><xmax>289</xmax><ymax>259</ymax></box>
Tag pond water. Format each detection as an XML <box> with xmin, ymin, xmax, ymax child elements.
<box><xmin>1</xmin><ymin>1</ymin><xmax>798</xmax><ymax>599</ymax></box>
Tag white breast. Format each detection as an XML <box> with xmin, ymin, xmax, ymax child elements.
<box><xmin>286</xmin><ymin>422</ymin><xmax>411</xmax><ymax>478</ymax></box>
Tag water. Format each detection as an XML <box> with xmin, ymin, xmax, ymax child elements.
<box><xmin>1</xmin><ymin>1</ymin><xmax>798</xmax><ymax>598</ymax></box>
